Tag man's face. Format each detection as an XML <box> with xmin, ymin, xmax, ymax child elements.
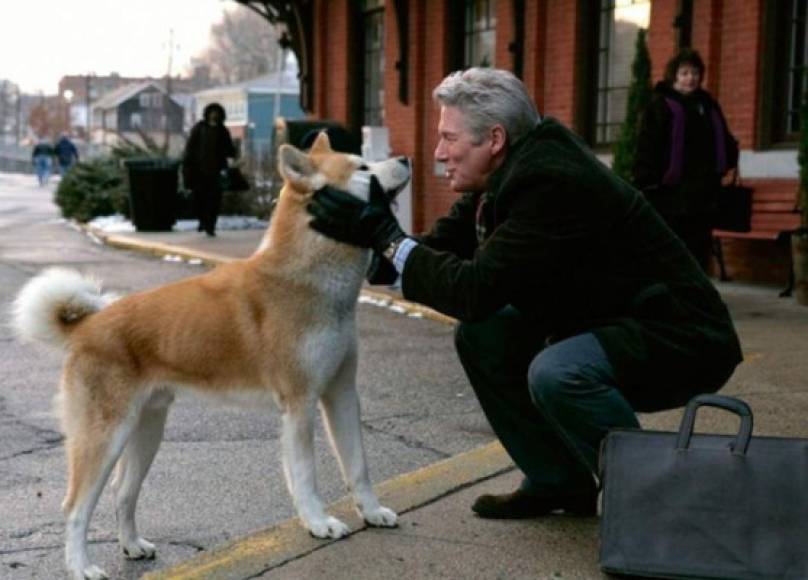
<box><xmin>434</xmin><ymin>106</ymin><xmax>496</xmax><ymax>193</ymax></box>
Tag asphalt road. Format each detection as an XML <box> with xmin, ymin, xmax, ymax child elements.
<box><xmin>0</xmin><ymin>173</ymin><xmax>494</xmax><ymax>579</ymax></box>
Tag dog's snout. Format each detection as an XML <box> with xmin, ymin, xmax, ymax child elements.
<box><xmin>397</xmin><ymin>157</ymin><xmax>410</xmax><ymax>168</ymax></box>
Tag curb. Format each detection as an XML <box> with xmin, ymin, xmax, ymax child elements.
<box><xmin>80</xmin><ymin>224</ymin><xmax>236</xmax><ymax>268</ymax></box>
<box><xmin>82</xmin><ymin>223</ymin><xmax>457</xmax><ymax>325</ymax></box>
<box><xmin>143</xmin><ymin>442</ymin><xmax>512</xmax><ymax>580</ymax></box>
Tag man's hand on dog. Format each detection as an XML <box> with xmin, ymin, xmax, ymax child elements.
<box><xmin>307</xmin><ymin>175</ymin><xmax>405</xmax><ymax>252</ymax></box>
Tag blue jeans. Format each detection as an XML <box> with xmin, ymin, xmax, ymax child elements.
<box><xmin>455</xmin><ymin>306</ymin><xmax>639</xmax><ymax>495</ymax></box>
<box><xmin>34</xmin><ymin>155</ymin><xmax>51</xmax><ymax>185</ymax></box>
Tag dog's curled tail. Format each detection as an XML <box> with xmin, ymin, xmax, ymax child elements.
<box><xmin>12</xmin><ymin>268</ymin><xmax>116</xmax><ymax>349</ymax></box>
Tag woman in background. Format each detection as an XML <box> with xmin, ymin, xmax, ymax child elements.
<box><xmin>182</xmin><ymin>103</ymin><xmax>237</xmax><ymax>237</ymax></box>
<box><xmin>633</xmin><ymin>48</ymin><xmax>738</xmax><ymax>272</ymax></box>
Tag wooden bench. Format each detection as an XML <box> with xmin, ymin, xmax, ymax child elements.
<box><xmin>712</xmin><ymin>184</ymin><xmax>802</xmax><ymax>297</ymax></box>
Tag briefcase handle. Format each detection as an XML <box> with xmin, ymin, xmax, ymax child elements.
<box><xmin>676</xmin><ymin>394</ymin><xmax>753</xmax><ymax>456</ymax></box>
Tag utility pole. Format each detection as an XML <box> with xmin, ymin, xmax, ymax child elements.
<box><xmin>163</xmin><ymin>28</ymin><xmax>179</xmax><ymax>154</ymax></box>
<box><xmin>85</xmin><ymin>74</ymin><xmax>92</xmax><ymax>141</ymax></box>
<box><xmin>15</xmin><ymin>84</ymin><xmax>21</xmax><ymax>145</ymax></box>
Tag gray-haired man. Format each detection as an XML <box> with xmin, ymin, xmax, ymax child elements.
<box><xmin>307</xmin><ymin>68</ymin><xmax>742</xmax><ymax>519</ymax></box>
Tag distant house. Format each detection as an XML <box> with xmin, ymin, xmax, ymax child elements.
<box><xmin>90</xmin><ymin>82</ymin><xmax>186</xmax><ymax>153</ymax></box>
<box><xmin>193</xmin><ymin>58</ymin><xmax>305</xmax><ymax>160</ymax></box>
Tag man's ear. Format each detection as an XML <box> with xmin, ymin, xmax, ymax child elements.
<box><xmin>277</xmin><ymin>144</ymin><xmax>317</xmax><ymax>191</ymax></box>
<box><xmin>489</xmin><ymin>124</ymin><xmax>507</xmax><ymax>157</ymax></box>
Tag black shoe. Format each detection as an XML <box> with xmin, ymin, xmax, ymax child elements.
<box><xmin>471</xmin><ymin>488</ymin><xmax>597</xmax><ymax>519</ymax></box>
<box><xmin>205</xmin><ymin>230</ymin><xmax>216</xmax><ymax>237</ymax></box>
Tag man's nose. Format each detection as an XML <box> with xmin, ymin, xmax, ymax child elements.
<box><xmin>434</xmin><ymin>143</ymin><xmax>447</xmax><ymax>162</ymax></box>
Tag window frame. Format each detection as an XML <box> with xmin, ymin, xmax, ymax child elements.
<box><xmin>463</xmin><ymin>0</ymin><xmax>497</xmax><ymax>69</ymax></box>
<box><xmin>761</xmin><ymin>0</ymin><xmax>808</xmax><ymax>148</ymax></box>
<box><xmin>361</xmin><ymin>0</ymin><xmax>386</xmax><ymax>127</ymax></box>
<box><xmin>580</xmin><ymin>0</ymin><xmax>651</xmax><ymax>148</ymax></box>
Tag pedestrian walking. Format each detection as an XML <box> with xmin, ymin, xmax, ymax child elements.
<box><xmin>306</xmin><ymin>67</ymin><xmax>742</xmax><ymax>519</ymax></box>
<box><xmin>182</xmin><ymin>103</ymin><xmax>237</xmax><ymax>237</ymax></box>
<box><xmin>53</xmin><ymin>133</ymin><xmax>79</xmax><ymax>175</ymax></box>
<box><xmin>31</xmin><ymin>138</ymin><xmax>54</xmax><ymax>186</ymax></box>
<box><xmin>632</xmin><ymin>48</ymin><xmax>739</xmax><ymax>272</ymax></box>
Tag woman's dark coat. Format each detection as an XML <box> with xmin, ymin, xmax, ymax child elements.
<box><xmin>633</xmin><ymin>82</ymin><xmax>738</xmax><ymax>218</ymax></box>
<box><xmin>401</xmin><ymin>118</ymin><xmax>742</xmax><ymax>408</ymax></box>
<box><xmin>182</xmin><ymin>105</ymin><xmax>236</xmax><ymax>191</ymax></box>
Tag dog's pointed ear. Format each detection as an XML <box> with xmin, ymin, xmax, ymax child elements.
<box><xmin>309</xmin><ymin>131</ymin><xmax>332</xmax><ymax>154</ymax></box>
<box><xmin>278</xmin><ymin>144</ymin><xmax>317</xmax><ymax>191</ymax></box>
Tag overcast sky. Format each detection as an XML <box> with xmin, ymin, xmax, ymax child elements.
<box><xmin>0</xmin><ymin>0</ymin><xmax>237</xmax><ymax>95</ymax></box>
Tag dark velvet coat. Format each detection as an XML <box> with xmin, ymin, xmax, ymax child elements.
<box><xmin>633</xmin><ymin>83</ymin><xmax>738</xmax><ymax>218</ymax></box>
<box><xmin>182</xmin><ymin>120</ymin><xmax>236</xmax><ymax>191</ymax></box>
<box><xmin>401</xmin><ymin>118</ymin><xmax>742</xmax><ymax>406</ymax></box>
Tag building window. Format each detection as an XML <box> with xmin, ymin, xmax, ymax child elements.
<box><xmin>362</xmin><ymin>0</ymin><xmax>385</xmax><ymax>127</ymax></box>
<box><xmin>593</xmin><ymin>0</ymin><xmax>650</xmax><ymax>145</ymax></box>
<box><xmin>769</xmin><ymin>0</ymin><xmax>808</xmax><ymax>144</ymax></box>
<box><xmin>130</xmin><ymin>113</ymin><xmax>141</xmax><ymax>128</ymax></box>
<box><xmin>464</xmin><ymin>0</ymin><xmax>496</xmax><ymax>68</ymax></box>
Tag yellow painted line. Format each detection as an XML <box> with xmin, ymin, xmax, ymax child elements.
<box><xmin>360</xmin><ymin>288</ymin><xmax>457</xmax><ymax>325</ymax></box>
<box><xmin>144</xmin><ymin>442</ymin><xmax>511</xmax><ymax>580</ymax></box>
<box><xmin>81</xmin><ymin>224</ymin><xmax>235</xmax><ymax>267</ymax></box>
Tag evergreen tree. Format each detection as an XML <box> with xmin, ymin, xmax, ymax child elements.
<box><xmin>612</xmin><ymin>28</ymin><xmax>652</xmax><ymax>182</ymax></box>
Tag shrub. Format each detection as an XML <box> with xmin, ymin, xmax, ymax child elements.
<box><xmin>612</xmin><ymin>28</ymin><xmax>652</xmax><ymax>182</ymax></box>
<box><xmin>54</xmin><ymin>158</ymin><xmax>129</xmax><ymax>223</ymax></box>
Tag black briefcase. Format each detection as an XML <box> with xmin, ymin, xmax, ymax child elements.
<box><xmin>599</xmin><ymin>394</ymin><xmax>808</xmax><ymax>580</ymax></box>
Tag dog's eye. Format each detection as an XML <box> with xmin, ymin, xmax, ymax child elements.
<box><xmin>357</xmin><ymin>164</ymin><xmax>369</xmax><ymax>171</ymax></box>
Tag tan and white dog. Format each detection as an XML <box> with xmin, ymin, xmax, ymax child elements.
<box><xmin>12</xmin><ymin>133</ymin><xmax>410</xmax><ymax>580</ymax></box>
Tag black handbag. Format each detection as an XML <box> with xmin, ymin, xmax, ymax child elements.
<box><xmin>715</xmin><ymin>182</ymin><xmax>753</xmax><ymax>232</ymax></box>
<box><xmin>218</xmin><ymin>166</ymin><xmax>250</xmax><ymax>192</ymax></box>
<box><xmin>600</xmin><ymin>394</ymin><xmax>808</xmax><ymax>580</ymax></box>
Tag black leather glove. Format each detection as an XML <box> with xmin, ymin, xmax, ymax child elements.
<box><xmin>307</xmin><ymin>175</ymin><xmax>405</xmax><ymax>253</ymax></box>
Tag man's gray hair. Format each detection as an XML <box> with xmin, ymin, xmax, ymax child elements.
<box><xmin>432</xmin><ymin>68</ymin><xmax>540</xmax><ymax>145</ymax></box>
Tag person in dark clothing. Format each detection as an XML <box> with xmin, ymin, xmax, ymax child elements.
<box><xmin>182</xmin><ymin>102</ymin><xmax>237</xmax><ymax>236</ymax></box>
<box><xmin>306</xmin><ymin>67</ymin><xmax>743</xmax><ymax>520</ymax></box>
<box><xmin>53</xmin><ymin>134</ymin><xmax>79</xmax><ymax>174</ymax></box>
<box><xmin>31</xmin><ymin>138</ymin><xmax>54</xmax><ymax>186</ymax></box>
<box><xmin>633</xmin><ymin>48</ymin><xmax>739</xmax><ymax>272</ymax></box>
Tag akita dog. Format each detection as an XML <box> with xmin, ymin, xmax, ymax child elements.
<box><xmin>12</xmin><ymin>132</ymin><xmax>409</xmax><ymax>580</ymax></box>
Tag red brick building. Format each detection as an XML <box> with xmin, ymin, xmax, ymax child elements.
<box><xmin>243</xmin><ymin>0</ymin><xmax>803</xmax><ymax>284</ymax></box>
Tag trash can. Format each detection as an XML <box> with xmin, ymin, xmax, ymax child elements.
<box><xmin>124</xmin><ymin>158</ymin><xmax>180</xmax><ymax>232</ymax></box>
<box><xmin>273</xmin><ymin>118</ymin><xmax>360</xmax><ymax>154</ymax></box>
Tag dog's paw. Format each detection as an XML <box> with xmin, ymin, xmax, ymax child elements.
<box><xmin>307</xmin><ymin>516</ymin><xmax>350</xmax><ymax>539</ymax></box>
<box><xmin>122</xmin><ymin>538</ymin><xmax>156</xmax><ymax>560</ymax></box>
<box><xmin>363</xmin><ymin>506</ymin><xmax>398</xmax><ymax>528</ymax></box>
<box><xmin>82</xmin><ymin>564</ymin><xmax>109</xmax><ymax>580</ymax></box>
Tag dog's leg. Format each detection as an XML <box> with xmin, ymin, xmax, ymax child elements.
<box><xmin>281</xmin><ymin>399</ymin><xmax>350</xmax><ymax>539</ymax></box>
<box><xmin>112</xmin><ymin>391</ymin><xmax>172</xmax><ymax>561</ymax></box>
<box><xmin>320</xmin><ymin>346</ymin><xmax>397</xmax><ymax>528</ymax></box>
<box><xmin>62</xmin><ymin>403</ymin><xmax>138</xmax><ymax>580</ymax></box>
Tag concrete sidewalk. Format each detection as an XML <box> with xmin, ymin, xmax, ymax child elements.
<box><xmin>87</xmin><ymin>223</ymin><xmax>808</xmax><ymax>579</ymax></box>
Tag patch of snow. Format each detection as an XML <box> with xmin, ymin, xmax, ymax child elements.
<box><xmin>87</xmin><ymin>215</ymin><xmax>267</xmax><ymax>233</ymax></box>
<box><xmin>88</xmin><ymin>215</ymin><xmax>135</xmax><ymax>233</ymax></box>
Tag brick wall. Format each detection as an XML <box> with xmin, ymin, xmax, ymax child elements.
<box><xmin>542</xmin><ymin>0</ymin><xmax>579</xmax><ymax>126</ymax></box>
<box><xmin>306</xmin><ymin>0</ymin><xmax>792</xmax><ymax>285</ymax></box>
<box><xmin>647</xmin><ymin>0</ymin><xmax>677</xmax><ymax>84</ymax></box>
